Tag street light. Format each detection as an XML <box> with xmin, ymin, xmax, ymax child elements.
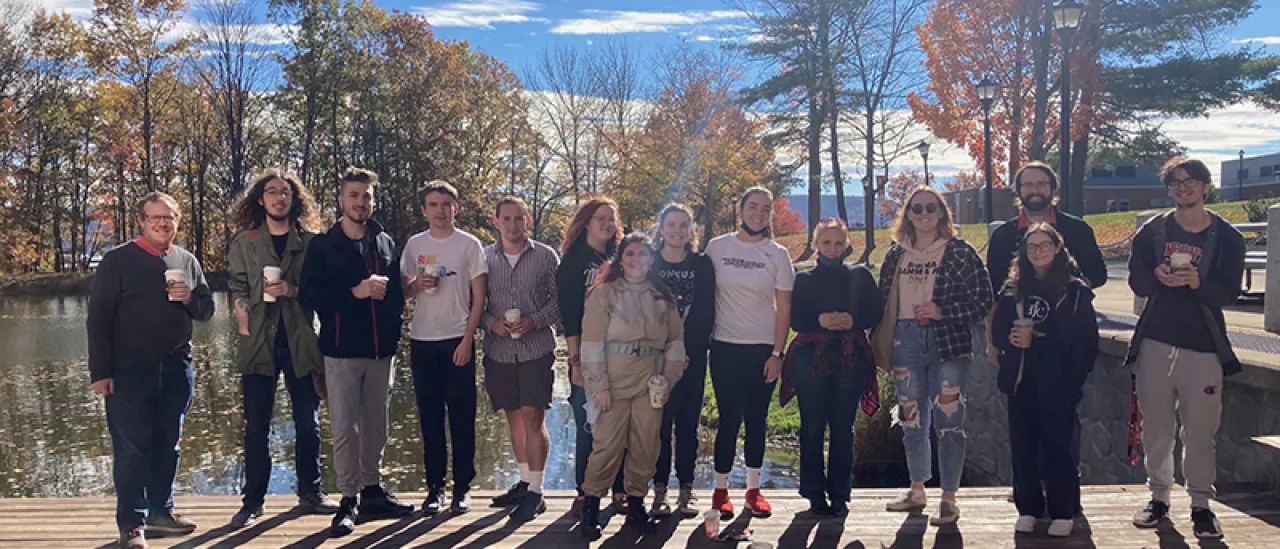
<box><xmin>976</xmin><ymin>75</ymin><xmax>999</xmax><ymax>223</ymax></box>
<box><xmin>1054</xmin><ymin>0</ymin><xmax>1083</xmax><ymax>214</ymax></box>
<box><xmin>917</xmin><ymin>140</ymin><xmax>931</xmax><ymax>186</ymax></box>
<box><xmin>1239</xmin><ymin>149</ymin><xmax>1246</xmax><ymax>201</ymax></box>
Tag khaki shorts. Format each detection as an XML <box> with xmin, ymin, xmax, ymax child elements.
<box><xmin>483</xmin><ymin>352</ymin><xmax>555</xmax><ymax>412</ymax></box>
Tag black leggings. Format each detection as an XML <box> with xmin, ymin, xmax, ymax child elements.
<box><xmin>710</xmin><ymin>340</ymin><xmax>777</xmax><ymax>474</ymax></box>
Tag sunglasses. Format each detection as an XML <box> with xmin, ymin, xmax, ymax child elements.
<box><xmin>909</xmin><ymin>203</ymin><xmax>939</xmax><ymax>215</ymax></box>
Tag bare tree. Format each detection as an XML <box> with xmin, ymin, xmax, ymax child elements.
<box><xmin>197</xmin><ymin>0</ymin><xmax>270</xmax><ymax>201</ymax></box>
<box><xmin>525</xmin><ymin>46</ymin><xmax>600</xmax><ymax>201</ymax></box>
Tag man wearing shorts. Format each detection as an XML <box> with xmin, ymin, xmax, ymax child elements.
<box><xmin>482</xmin><ymin>196</ymin><xmax>561</xmax><ymax>521</ymax></box>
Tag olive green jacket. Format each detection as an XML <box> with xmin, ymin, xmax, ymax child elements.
<box><xmin>227</xmin><ymin>224</ymin><xmax>323</xmax><ymax>378</ymax></box>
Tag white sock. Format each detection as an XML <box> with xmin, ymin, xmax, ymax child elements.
<box><xmin>746</xmin><ymin>468</ymin><xmax>761</xmax><ymax>490</ymax></box>
<box><xmin>528</xmin><ymin>471</ymin><xmax>543</xmax><ymax>493</ymax></box>
<box><xmin>518</xmin><ymin>463</ymin><xmax>530</xmax><ymax>483</ymax></box>
<box><xmin>715</xmin><ymin>473</ymin><xmax>729</xmax><ymax>490</ymax></box>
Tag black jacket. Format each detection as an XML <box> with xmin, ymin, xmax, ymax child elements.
<box><xmin>555</xmin><ymin>239</ymin><xmax>612</xmax><ymax>339</ymax></box>
<box><xmin>299</xmin><ymin>220</ymin><xmax>404</xmax><ymax>359</ymax></box>
<box><xmin>987</xmin><ymin>207</ymin><xmax>1107</xmax><ymax>296</ymax></box>
<box><xmin>792</xmin><ymin>262</ymin><xmax>883</xmax><ymax>335</ymax></box>
<box><xmin>993</xmin><ymin>278</ymin><xmax>1099</xmax><ymax>409</ymax></box>
<box><xmin>654</xmin><ymin>250</ymin><xmax>716</xmax><ymax>352</ymax></box>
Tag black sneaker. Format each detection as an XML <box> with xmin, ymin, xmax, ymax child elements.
<box><xmin>451</xmin><ymin>489</ymin><xmax>472</xmax><ymax>515</ymax></box>
<box><xmin>510</xmin><ymin>491</ymin><xmax>547</xmax><ymax>522</ymax></box>
<box><xmin>229</xmin><ymin>504</ymin><xmax>264</xmax><ymax>528</ymax></box>
<box><xmin>330</xmin><ymin>497</ymin><xmax>358</xmax><ymax>537</ymax></box>
<box><xmin>491</xmin><ymin>481</ymin><xmax>529</xmax><ymax>508</ymax></box>
<box><xmin>145</xmin><ymin>512</ymin><xmax>197</xmax><ymax>537</ymax></box>
<box><xmin>1192</xmin><ymin>508</ymin><xmax>1223</xmax><ymax>539</ymax></box>
<box><xmin>422</xmin><ymin>487</ymin><xmax>446</xmax><ymax>516</ymax></box>
<box><xmin>359</xmin><ymin>485</ymin><xmax>414</xmax><ymax>517</ymax></box>
<box><xmin>830</xmin><ymin>500</ymin><xmax>849</xmax><ymax>518</ymax></box>
<box><xmin>1132</xmin><ymin>500</ymin><xmax>1169</xmax><ymax>528</ymax></box>
<box><xmin>298</xmin><ymin>492</ymin><xmax>340</xmax><ymax>514</ymax></box>
<box><xmin>808</xmin><ymin>497</ymin><xmax>834</xmax><ymax>516</ymax></box>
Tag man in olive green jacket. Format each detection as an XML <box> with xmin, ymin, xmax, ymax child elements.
<box><xmin>226</xmin><ymin>170</ymin><xmax>338</xmax><ymax>527</ymax></box>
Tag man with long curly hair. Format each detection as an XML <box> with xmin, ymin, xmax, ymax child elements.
<box><xmin>225</xmin><ymin>170</ymin><xmax>337</xmax><ymax>528</ymax></box>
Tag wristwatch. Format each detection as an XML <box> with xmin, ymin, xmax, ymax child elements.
<box><xmin>770</xmin><ymin>350</ymin><xmax>785</xmax><ymax>360</ymax></box>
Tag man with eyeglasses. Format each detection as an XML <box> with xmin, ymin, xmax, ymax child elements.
<box><xmin>1125</xmin><ymin>156</ymin><xmax>1244</xmax><ymax>540</ymax></box>
<box><xmin>87</xmin><ymin>192</ymin><xmax>215</xmax><ymax>549</ymax></box>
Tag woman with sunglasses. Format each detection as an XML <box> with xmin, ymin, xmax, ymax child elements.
<box><xmin>705</xmin><ymin>186</ymin><xmax>795</xmax><ymax>520</ymax></box>
<box><xmin>993</xmin><ymin>223</ymin><xmax>1098</xmax><ymax>538</ymax></box>
<box><xmin>782</xmin><ymin>218</ymin><xmax>883</xmax><ymax>516</ymax></box>
<box><xmin>650</xmin><ymin>203</ymin><xmax>715</xmax><ymax>518</ymax></box>
<box><xmin>873</xmin><ymin>187</ymin><xmax>991</xmax><ymax>526</ymax></box>
<box><xmin>577</xmin><ymin>233</ymin><xmax>688</xmax><ymax>539</ymax></box>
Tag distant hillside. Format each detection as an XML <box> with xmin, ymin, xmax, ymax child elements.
<box><xmin>785</xmin><ymin>194</ymin><xmax>891</xmax><ymax>228</ymax></box>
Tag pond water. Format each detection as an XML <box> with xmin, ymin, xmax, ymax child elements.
<box><xmin>0</xmin><ymin>294</ymin><xmax>803</xmax><ymax>498</ymax></box>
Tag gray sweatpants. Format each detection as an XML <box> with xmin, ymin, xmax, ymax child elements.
<box><xmin>325</xmin><ymin>356</ymin><xmax>396</xmax><ymax>497</ymax></box>
<box><xmin>1134</xmin><ymin>339</ymin><xmax>1222</xmax><ymax>509</ymax></box>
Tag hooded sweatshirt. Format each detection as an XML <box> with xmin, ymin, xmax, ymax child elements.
<box><xmin>896</xmin><ymin>238</ymin><xmax>948</xmax><ymax>319</ymax></box>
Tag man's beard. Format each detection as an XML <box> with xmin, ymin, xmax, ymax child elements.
<box><xmin>345</xmin><ymin>209</ymin><xmax>369</xmax><ymax>223</ymax></box>
<box><xmin>1022</xmin><ymin>195</ymin><xmax>1050</xmax><ymax>212</ymax></box>
<box><xmin>267</xmin><ymin>209</ymin><xmax>291</xmax><ymax>222</ymax></box>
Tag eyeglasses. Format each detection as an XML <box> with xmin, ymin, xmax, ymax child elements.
<box><xmin>144</xmin><ymin>215</ymin><xmax>176</xmax><ymax>224</ymax></box>
<box><xmin>1167</xmin><ymin>177</ymin><xmax>1201</xmax><ymax>189</ymax></box>
<box><xmin>1025</xmin><ymin>242</ymin><xmax>1057</xmax><ymax>254</ymax></box>
<box><xmin>909</xmin><ymin>203</ymin><xmax>939</xmax><ymax>215</ymax></box>
<box><xmin>264</xmin><ymin>189</ymin><xmax>294</xmax><ymax>198</ymax></box>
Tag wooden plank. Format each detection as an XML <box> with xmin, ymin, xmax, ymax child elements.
<box><xmin>0</xmin><ymin>488</ymin><xmax>1275</xmax><ymax>548</ymax></box>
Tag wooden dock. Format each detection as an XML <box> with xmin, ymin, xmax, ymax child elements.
<box><xmin>2</xmin><ymin>486</ymin><xmax>1277</xmax><ymax>548</ymax></box>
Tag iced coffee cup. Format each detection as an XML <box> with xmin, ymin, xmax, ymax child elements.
<box><xmin>164</xmin><ymin>269</ymin><xmax>185</xmax><ymax>301</ymax></box>
<box><xmin>648</xmin><ymin>375</ymin><xmax>669</xmax><ymax>409</ymax></box>
<box><xmin>704</xmin><ymin>509</ymin><xmax>721</xmax><ymax>538</ymax></box>
<box><xmin>1013</xmin><ymin>318</ymin><xmax>1034</xmax><ymax>348</ymax></box>
<box><xmin>419</xmin><ymin>264</ymin><xmax>442</xmax><ymax>295</ymax></box>
<box><xmin>263</xmin><ymin>266</ymin><xmax>283</xmax><ymax>303</ymax></box>
<box><xmin>505</xmin><ymin>308</ymin><xmax>522</xmax><ymax>339</ymax></box>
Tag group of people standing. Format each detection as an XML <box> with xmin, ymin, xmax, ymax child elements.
<box><xmin>87</xmin><ymin>154</ymin><xmax>1244</xmax><ymax>548</ymax></box>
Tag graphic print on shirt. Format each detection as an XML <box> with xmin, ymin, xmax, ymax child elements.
<box><xmin>897</xmin><ymin>259</ymin><xmax>939</xmax><ymax>285</ymax></box>
<box><xmin>658</xmin><ymin>267</ymin><xmax>695</xmax><ymax>317</ymax></box>
<box><xmin>1024</xmin><ymin>295</ymin><xmax>1051</xmax><ymax>327</ymax></box>
<box><xmin>720</xmin><ymin>257</ymin><xmax>768</xmax><ymax>270</ymax></box>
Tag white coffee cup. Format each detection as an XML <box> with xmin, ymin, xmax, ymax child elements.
<box><xmin>164</xmin><ymin>269</ymin><xmax>185</xmax><ymax>301</ymax></box>
<box><xmin>263</xmin><ymin>266</ymin><xmax>283</xmax><ymax>303</ymax></box>
<box><xmin>1170</xmin><ymin>252</ymin><xmax>1192</xmax><ymax>270</ymax></box>
<box><xmin>419</xmin><ymin>264</ymin><xmax>442</xmax><ymax>295</ymax></box>
<box><xmin>648</xmin><ymin>375</ymin><xmax>669</xmax><ymax>409</ymax></box>
<box><xmin>505</xmin><ymin>308</ymin><xmax>522</xmax><ymax>339</ymax></box>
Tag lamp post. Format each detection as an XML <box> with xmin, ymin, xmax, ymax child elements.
<box><xmin>917</xmin><ymin>140</ymin><xmax>931</xmax><ymax>186</ymax></box>
<box><xmin>1239</xmin><ymin>149</ymin><xmax>1246</xmax><ymax>201</ymax></box>
<box><xmin>1054</xmin><ymin>0</ymin><xmax>1083</xmax><ymax>214</ymax></box>
<box><xmin>976</xmin><ymin>75</ymin><xmax>999</xmax><ymax>223</ymax></box>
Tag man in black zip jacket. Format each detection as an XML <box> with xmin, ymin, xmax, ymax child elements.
<box><xmin>299</xmin><ymin>168</ymin><xmax>412</xmax><ymax>537</ymax></box>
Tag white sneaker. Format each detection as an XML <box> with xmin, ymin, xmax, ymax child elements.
<box><xmin>885</xmin><ymin>489</ymin><xmax>927</xmax><ymax>511</ymax></box>
<box><xmin>1015</xmin><ymin>515</ymin><xmax>1037</xmax><ymax>534</ymax></box>
<box><xmin>929</xmin><ymin>500</ymin><xmax>960</xmax><ymax>526</ymax></box>
<box><xmin>1047</xmin><ymin>518</ymin><xmax>1074</xmax><ymax>537</ymax></box>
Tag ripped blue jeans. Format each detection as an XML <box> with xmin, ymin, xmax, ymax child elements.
<box><xmin>890</xmin><ymin>320</ymin><xmax>970</xmax><ymax>493</ymax></box>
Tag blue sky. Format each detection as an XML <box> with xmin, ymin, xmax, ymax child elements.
<box><xmin>32</xmin><ymin>0</ymin><xmax>1280</xmax><ymax>190</ymax></box>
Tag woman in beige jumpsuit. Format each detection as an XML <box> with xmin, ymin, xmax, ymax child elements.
<box><xmin>578</xmin><ymin>233</ymin><xmax>688</xmax><ymax>539</ymax></box>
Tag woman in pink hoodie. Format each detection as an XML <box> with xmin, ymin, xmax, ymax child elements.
<box><xmin>873</xmin><ymin>187</ymin><xmax>992</xmax><ymax>526</ymax></box>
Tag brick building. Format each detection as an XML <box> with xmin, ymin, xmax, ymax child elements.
<box><xmin>1080</xmin><ymin>164</ymin><xmax>1172</xmax><ymax>214</ymax></box>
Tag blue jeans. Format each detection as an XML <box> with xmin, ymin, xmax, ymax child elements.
<box><xmin>890</xmin><ymin>320</ymin><xmax>970</xmax><ymax>493</ymax></box>
<box><xmin>241</xmin><ymin>343</ymin><xmax>321</xmax><ymax>506</ymax></box>
<box><xmin>569</xmin><ymin>384</ymin><xmax>624</xmax><ymax>495</ymax></box>
<box><xmin>791</xmin><ymin>344</ymin><xmax>868</xmax><ymax>503</ymax></box>
<box><xmin>106</xmin><ymin>357</ymin><xmax>195</xmax><ymax>532</ymax></box>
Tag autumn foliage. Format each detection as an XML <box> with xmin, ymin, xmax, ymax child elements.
<box><xmin>772</xmin><ymin>198</ymin><xmax>806</xmax><ymax>237</ymax></box>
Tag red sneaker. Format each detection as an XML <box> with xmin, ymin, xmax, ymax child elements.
<box><xmin>711</xmin><ymin>488</ymin><xmax>734</xmax><ymax>519</ymax></box>
<box><xmin>744</xmin><ymin>489</ymin><xmax>772</xmax><ymax>517</ymax></box>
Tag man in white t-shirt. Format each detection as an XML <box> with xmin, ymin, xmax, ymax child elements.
<box><xmin>399</xmin><ymin>180</ymin><xmax>488</xmax><ymax>516</ymax></box>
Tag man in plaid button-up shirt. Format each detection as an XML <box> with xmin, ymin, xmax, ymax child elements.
<box><xmin>481</xmin><ymin>196</ymin><xmax>561</xmax><ymax>521</ymax></box>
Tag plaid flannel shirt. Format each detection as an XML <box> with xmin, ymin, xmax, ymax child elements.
<box><xmin>879</xmin><ymin>238</ymin><xmax>993</xmax><ymax>362</ymax></box>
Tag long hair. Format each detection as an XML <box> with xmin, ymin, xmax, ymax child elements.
<box><xmin>561</xmin><ymin>195</ymin><xmax>623</xmax><ymax>256</ymax></box>
<box><xmin>653</xmin><ymin>202</ymin><xmax>697</xmax><ymax>252</ymax></box>
<box><xmin>233</xmin><ymin>169</ymin><xmax>325</xmax><ymax>233</ymax></box>
<box><xmin>1003</xmin><ymin>222</ymin><xmax>1078</xmax><ymax>301</ymax></box>
<box><xmin>593</xmin><ymin>232</ymin><xmax>675</xmax><ymax>302</ymax></box>
<box><xmin>891</xmin><ymin>186</ymin><xmax>956</xmax><ymax>245</ymax></box>
<box><xmin>737</xmin><ymin>186</ymin><xmax>775</xmax><ymax>238</ymax></box>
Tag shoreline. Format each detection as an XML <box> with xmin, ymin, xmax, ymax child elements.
<box><xmin>0</xmin><ymin>271</ymin><xmax>231</xmax><ymax>296</ymax></box>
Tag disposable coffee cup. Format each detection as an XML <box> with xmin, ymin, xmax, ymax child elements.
<box><xmin>164</xmin><ymin>269</ymin><xmax>185</xmax><ymax>301</ymax></box>
<box><xmin>505</xmin><ymin>308</ymin><xmax>522</xmax><ymax>339</ymax></box>
<box><xmin>704</xmin><ymin>509</ymin><xmax>721</xmax><ymax>538</ymax></box>
<box><xmin>1013</xmin><ymin>318</ymin><xmax>1034</xmax><ymax>347</ymax></box>
<box><xmin>648</xmin><ymin>375</ymin><xmax>669</xmax><ymax>409</ymax></box>
<box><xmin>263</xmin><ymin>266</ymin><xmax>283</xmax><ymax>303</ymax></box>
<box><xmin>419</xmin><ymin>264</ymin><xmax>442</xmax><ymax>295</ymax></box>
<box><xmin>1170</xmin><ymin>252</ymin><xmax>1192</xmax><ymax>270</ymax></box>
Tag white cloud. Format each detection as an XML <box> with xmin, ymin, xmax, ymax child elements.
<box><xmin>1232</xmin><ymin>36</ymin><xmax>1280</xmax><ymax>46</ymax></box>
<box><xmin>1154</xmin><ymin>101</ymin><xmax>1280</xmax><ymax>183</ymax></box>
<box><xmin>412</xmin><ymin>0</ymin><xmax>547</xmax><ymax>29</ymax></box>
<box><xmin>551</xmin><ymin>9</ymin><xmax>747</xmax><ymax>35</ymax></box>
<box><xmin>30</xmin><ymin>0</ymin><xmax>94</xmax><ymax>19</ymax></box>
<box><xmin>162</xmin><ymin>20</ymin><xmax>295</xmax><ymax>46</ymax></box>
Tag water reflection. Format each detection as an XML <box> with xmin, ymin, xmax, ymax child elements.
<box><xmin>0</xmin><ymin>294</ymin><xmax>800</xmax><ymax>498</ymax></box>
